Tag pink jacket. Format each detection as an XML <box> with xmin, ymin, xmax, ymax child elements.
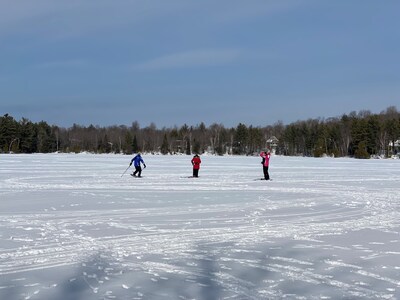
<box><xmin>260</xmin><ymin>151</ymin><xmax>270</xmax><ymax>167</ymax></box>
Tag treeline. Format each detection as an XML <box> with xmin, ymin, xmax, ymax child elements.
<box><xmin>1</xmin><ymin>106</ymin><xmax>399</xmax><ymax>158</ymax></box>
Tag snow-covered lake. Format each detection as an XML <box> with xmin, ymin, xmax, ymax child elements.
<box><xmin>1</xmin><ymin>154</ymin><xmax>399</xmax><ymax>300</ymax></box>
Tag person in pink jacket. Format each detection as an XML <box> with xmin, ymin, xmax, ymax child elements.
<box><xmin>260</xmin><ymin>150</ymin><xmax>271</xmax><ymax>180</ymax></box>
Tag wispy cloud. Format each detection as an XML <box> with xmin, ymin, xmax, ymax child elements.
<box><xmin>0</xmin><ymin>1</ymin><xmax>74</xmax><ymax>37</ymax></box>
<box><xmin>0</xmin><ymin>1</ymin><xmax>187</xmax><ymax>40</ymax></box>
<box><xmin>33</xmin><ymin>59</ymin><xmax>88</xmax><ymax>69</ymax></box>
<box><xmin>208</xmin><ymin>0</ymin><xmax>305</xmax><ymax>24</ymax></box>
<box><xmin>133</xmin><ymin>48</ymin><xmax>242</xmax><ymax>71</ymax></box>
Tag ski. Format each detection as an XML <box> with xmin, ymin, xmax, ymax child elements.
<box><xmin>130</xmin><ymin>174</ymin><xmax>143</xmax><ymax>178</ymax></box>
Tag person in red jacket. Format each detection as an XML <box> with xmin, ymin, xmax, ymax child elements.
<box><xmin>260</xmin><ymin>150</ymin><xmax>271</xmax><ymax>180</ymax></box>
<box><xmin>191</xmin><ymin>154</ymin><xmax>201</xmax><ymax>177</ymax></box>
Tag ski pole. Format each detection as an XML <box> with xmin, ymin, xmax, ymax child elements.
<box><xmin>121</xmin><ymin>165</ymin><xmax>130</xmax><ymax>177</ymax></box>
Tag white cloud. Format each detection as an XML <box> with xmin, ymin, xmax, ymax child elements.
<box><xmin>133</xmin><ymin>48</ymin><xmax>242</xmax><ymax>71</ymax></box>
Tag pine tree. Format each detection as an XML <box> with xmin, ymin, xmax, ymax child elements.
<box><xmin>20</xmin><ymin>118</ymin><xmax>36</xmax><ymax>153</ymax></box>
<box><xmin>132</xmin><ymin>135</ymin><xmax>139</xmax><ymax>153</ymax></box>
<box><xmin>160</xmin><ymin>133</ymin><xmax>169</xmax><ymax>154</ymax></box>
<box><xmin>192</xmin><ymin>138</ymin><xmax>201</xmax><ymax>154</ymax></box>
<box><xmin>233</xmin><ymin>123</ymin><xmax>248</xmax><ymax>154</ymax></box>
<box><xmin>124</xmin><ymin>131</ymin><xmax>133</xmax><ymax>154</ymax></box>
<box><xmin>354</xmin><ymin>141</ymin><xmax>370</xmax><ymax>159</ymax></box>
<box><xmin>0</xmin><ymin>114</ymin><xmax>18</xmax><ymax>152</ymax></box>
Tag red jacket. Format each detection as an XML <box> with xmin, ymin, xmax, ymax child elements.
<box><xmin>191</xmin><ymin>156</ymin><xmax>201</xmax><ymax>169</ymax></box>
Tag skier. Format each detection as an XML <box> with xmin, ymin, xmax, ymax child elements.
<box><xmin>260</xmin><ymin>150</ymin><xmax>271</xmax><ymax>180</ymax></box>
<box><xmin>191</xmin><ymin>154</ymin><xmax>201</xmax><ymax>177</ymax></box>
<box><xmin>130</xmin><ymin>153</ymin><xmax>146</xmax><ymax>177</ymax></box>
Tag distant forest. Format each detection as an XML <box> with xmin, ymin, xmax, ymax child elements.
<box><xmin>1</xmin><ymin>106</ymin><xmax>399</xmax><ymax>158</ymax></box>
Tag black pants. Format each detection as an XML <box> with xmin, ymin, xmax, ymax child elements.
<box><xmin>263</xmin><ymin>166</ymin><xmax>269</xmax><ymax>180</ymax></box>
<box><xmin>133</xmin><ymin>166</ymin><xmax>142</xmax><ymax>177</ymax></box>
<box><xmin>193</xmin><ymin>169</ymin><xmax>199</xmax><ymax>177</ymax></box>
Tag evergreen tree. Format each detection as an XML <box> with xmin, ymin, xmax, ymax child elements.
<box><xmin>35</xmin><ymin>121</ymin><xmax>57</xmax><ymax>153</ymax></box>
<box><xmin>19</xmin><ymin>118</ymin><xmax>36</xmax><ymax>153</ymax></box>
<box><xmin>0</xmin><ymin>114</ymin><xmax>18</xmax><ymax>152</ymax></box>
<box><xmin>192</xmin><ymin>138</ymin><xmax>201</xmax><ymax>154</ymax></box>
<box><xmin>366</xmin><ymin>115</ymin><xmax>381</xmax><ymax>155</ymax></box>
<box><xmin>233</xmin><ymin>123</ymin><xmax>248</xmax><ymax>154</ymax></box>
<box><xmin>283</xmin><ymin>124</ymin><xmax>297</xmax><ymax>156</ymax></box>
<box><xmin>350</xmin><ymin>117</ymin><xmax>369</xmax><ymax>157</ymax></box>
<box><xmin>160</xmin><ymin>133</ymin><xmax>169</xmax><ymax>154</ymax></box>
<box><xmin>132</xmin><ymin>135</ymin><xmax>139</xmax><ymax>153</ymax></box>
<box><xmin>247</xmin><ymin>126</ymin><xmax>263</xmax><ymax>154</ymax></box>
<box><xmin>354</xmin><ymin>141</ymin><xmax>370</xmax><ymax>159</ymax></box>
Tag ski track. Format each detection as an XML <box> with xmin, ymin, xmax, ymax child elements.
<box><xmin>0</xmin><ymin>154</ymin><xmax>400</xmax><ymax>299</ymax></box>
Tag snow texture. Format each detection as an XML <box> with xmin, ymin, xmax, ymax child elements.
<box><xmin>0</xmin><ymin>154</ymin><xmax>399</xmax><ymax>300</ymax></box>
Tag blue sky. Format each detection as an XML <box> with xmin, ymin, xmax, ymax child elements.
<box><xmin>1</xmin><ymin>1</ymin><xmax>399</xmax><ymax>128</ymax></box>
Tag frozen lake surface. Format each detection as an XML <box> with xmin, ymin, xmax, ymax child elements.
<box><xmin>0</xmin><ymin>154</ymin><xmax>400</xmax><ymax>299</ymax></box>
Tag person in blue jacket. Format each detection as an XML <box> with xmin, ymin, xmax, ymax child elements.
<box><xmin>129</xmin><ymin>153</ymin><xmax>146</xmax><ymax>177</ymax></box>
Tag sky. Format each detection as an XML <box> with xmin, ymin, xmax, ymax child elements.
<box><xmin>0</xmin><ymin>0</ymin><xmax>399</xmax><ymax>129</ymax></box>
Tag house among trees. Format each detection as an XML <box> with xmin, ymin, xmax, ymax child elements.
<box><xmin>389</xmin><ymin>139</ymin><xmax>400</xmax><ymax>157</ymax></box>
<box><xmin>266</xmin><ymin>136</ymin><xmax>279</xmax><ymax>154</ymax></box>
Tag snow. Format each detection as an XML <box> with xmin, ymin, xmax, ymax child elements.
<box><xmin>0</xmin><ymin>153</ymin><xmax>399</xmax><ymax>299</ymax></box>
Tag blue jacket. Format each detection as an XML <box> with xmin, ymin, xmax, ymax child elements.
<box><xmin>131</xmin><ymin>154</ymin><xmax>145</xmax><ymax>167</ymax></box>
